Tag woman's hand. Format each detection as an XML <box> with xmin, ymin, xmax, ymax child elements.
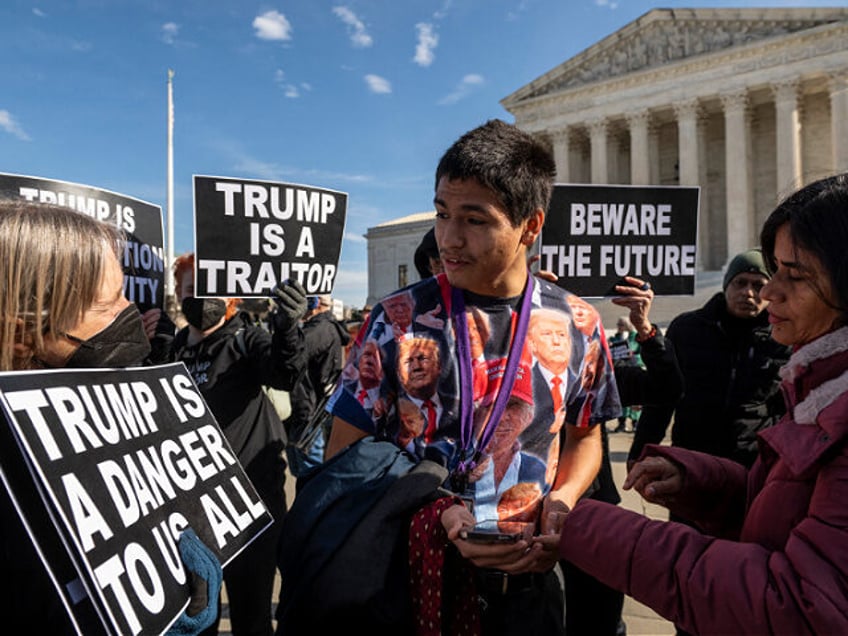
<box><xmin>611</xmin><ymin>276</ymin><xmax>654</xmax><ymax>338</ymax></box>
<box><xmin>623</xmin><ymin>456</ymin><xmax>683</xmax><ymax>505</ymax></box>
<box><xmin>141</xmin><ymin>308</ymin><xmax>162</xmax><ymax>340</ymax></box>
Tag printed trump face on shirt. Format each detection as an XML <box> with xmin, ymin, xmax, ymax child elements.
<box><xmin>358</xmin><ymin>340</ymin><xmax>383</xmax><ymax>389</ymax></box>
<box><xmin>398</xmin><ymin>337</ymin><xmax>441</xmax><ymax>400</ymax></box>
<box><xmin>528</xmin><ymin>308</ymin><xmax>572</xmax><ymax>376</ymax></box>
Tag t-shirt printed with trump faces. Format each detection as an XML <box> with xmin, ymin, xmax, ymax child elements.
<box><xmin>327</xmin><ymin>274</ymin><xmax>621</xmax><ymax>523</ymax></box>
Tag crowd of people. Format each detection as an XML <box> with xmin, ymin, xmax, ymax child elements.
<box><xmin>1</xmin><ymin>118</ymin><xmax>846</xmax><ymax>636</ymax></box>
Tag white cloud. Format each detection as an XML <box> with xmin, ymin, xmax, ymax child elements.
<box><xmin>595</xmin><ymin>0</ymin><xmax>619</xmax><ymax>9</ymax></box>
<box><xmin>161</xmin><ymin>22</ymin><xmax>179</xmax><ymax>45</ymax></box>
<box><xmin>0</xmin><ymin>110</ymin><xmax>30</xmax><ymax>141</ymax></box>
<box><xmin>273</xmin><ymin>70</ymin><xmax>310</xmax><ymax>98</ymax></box>
<box><xmin>32</xmin><ymin>7</ymin><xmax>46</xmax><ymax>17</ymax></box>
<box><xmin>506</xmin><ymin>0</ymin><xmax>531</xmax><ymax>21</ymax></box>
<box><xmin>438</xmin><ymin>74</ymin><xmax>484</xmax><ymax>105</ymax></box>
<box><xmin>253</xmin><ymin>10</ymin><xmax>292</xmax><ymax>41</ymax></box>
<box><xmin>433</xmin><ymin>0</ymin><xmax>453</xmax><ymax>21</ymax></box>
<box><xmin>413</xmin><ymin>23</ymin><xmax>438</xmax><ymax>67</ymax></box>
<box><xmin>333</xmin><ymin>6</ymin><xmax>373</xmax><ymax>48</ymax></box>
<box><xmin>364</xmin><ymin>74</ymin><xmax>391</xmax><ymax>94</ymax></box>
<box><xmin>343</xmin><ymin>232</ymin><xmax>367</xmax><ymax>244</ymax></box>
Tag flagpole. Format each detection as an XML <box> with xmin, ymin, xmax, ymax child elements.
<box><xmin>166</xmin><ymin>69</ymin><xmax>175</xmax><ymax>304</ymax></box>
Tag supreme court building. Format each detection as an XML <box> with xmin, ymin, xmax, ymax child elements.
<box><xmin>366</xmin><ymin>7</ymin><xmax>848</xmax><ymax>306</ymax></box>
<box><xmin>501</xmin><ymin>7</ymin><xmax>848</xmax><ymax>270</ymax></box>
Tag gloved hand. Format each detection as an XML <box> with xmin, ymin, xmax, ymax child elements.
<box><xmin>165</xmin><ymin>528</ymin><xmax>223</xmax><ymax>636</ymax></box>
<box><xmin>271</xmin><ymin>279</ymin><xmax>308</xmax><ymax>333</ymax></box>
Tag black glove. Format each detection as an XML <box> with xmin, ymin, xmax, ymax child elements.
<box><xmin>271</xmin><ymin>279</ymin><xmax>308</xmax><ymax>332</ymax></box>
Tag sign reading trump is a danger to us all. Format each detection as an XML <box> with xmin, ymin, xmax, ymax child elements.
<box><xmin>193</xmin><ymin>175</ymin><xmax>347</xmax><ymax>298</ymax></box>
<box><xmin>541</xmin><ymin>184</ymin><xmax>699</xmax><ymax>297</ymax></box>
<box><xmin>0</xmin><ymin>363</ymin><xmax>272</xmax><ymax>635</ymax></box>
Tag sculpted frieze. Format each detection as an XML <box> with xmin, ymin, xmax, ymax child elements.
<box><xmin>527</xmin><ymin>17</ymin><xmax>842</xmax><ymax>99</ymax></box>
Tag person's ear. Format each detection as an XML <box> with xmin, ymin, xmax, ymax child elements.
<box><xmin>522</xmin><ymin>209</ymin><xmax>545</xmax><ymax>245</ymax></box>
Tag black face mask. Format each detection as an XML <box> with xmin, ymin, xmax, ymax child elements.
<box><xmin>65</xmin><ymin>304</ymin><xmax>152</xmax><ymax>368</ymax></box>
<box><xmin>181</xmin><ymin>297</ymin><xmax>227</xmax><ymax>331</ymax></box>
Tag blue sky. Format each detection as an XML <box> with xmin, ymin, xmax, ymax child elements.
<box><xmin>2</xmin><ymin>0</ymin><xmax>843</xmax><ymax>308</ymax></box>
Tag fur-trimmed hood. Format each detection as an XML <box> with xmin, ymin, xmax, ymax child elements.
<box><xmin>779</xmin><ymin>326</ymin><xmax>848</xmax><ymax>425</ymax></box>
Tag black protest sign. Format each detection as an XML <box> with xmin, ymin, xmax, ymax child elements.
<box><xmin>0</xmin><ymin>363</ymin><xmax>272</xmax><ymax>636</ymax></box>
<box><xmin>609</xmin><ymin>339</ymin><xmax>632</xmax><ymax>363</ymax></box>
<box><xmin>193</xmin><ymin>175</ymin><xmax>347</xmax><ymax>297</ymax></box>
<box><xmin>540</xmin><ymin>184</ymin><xmax>699</xmax><ymax>297</ymax></box>
<box><xmin>0</xmin><ymin>173</ymin><xmax>165</xmax><ymax>312</ymax></box>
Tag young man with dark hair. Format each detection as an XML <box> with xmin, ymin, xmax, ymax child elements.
<box><xmin>323</xmin><ymin>120</ymin><xmax>620</xmax><ymax>634</ymax></box>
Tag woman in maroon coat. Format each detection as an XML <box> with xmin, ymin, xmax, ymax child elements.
<box><xmin>538</xmin><ymin>173</ymin><xmax>848</xmax><ymax>635</ymax></box>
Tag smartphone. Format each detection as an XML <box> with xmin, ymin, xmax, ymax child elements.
<box><xmin>461</xmin><ymin>520</ymin><xmax>532</xmax><ymax>544</ymax></box>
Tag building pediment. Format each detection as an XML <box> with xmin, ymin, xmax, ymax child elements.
<box><xmin>504</xmin><ymin>7</ymin><xmax>848</xmax><ymax>104</ymax></box>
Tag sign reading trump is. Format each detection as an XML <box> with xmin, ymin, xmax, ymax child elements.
<box><xmin>0</xmin><ymin>173</ymin><xmax>165</xmax><ymax>312</ymax></box>
<box><xmin>193</xmin><ymin>175</ymin><xmax>347</xmax><ymax>298</ymax></box>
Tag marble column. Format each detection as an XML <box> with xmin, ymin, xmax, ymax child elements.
<box><xmin>648</xmin><ymin>124</ymin><xmax>660</xmax><ymax>185</ymax></box>
<box><xmin>673</xmin><ymin>98</ymin><xmax>701</xmax><ymax>186</ymax></box>
<box><xmin>696</xmin><ymin>114</ymin><xmax>710</xmax><ymax>269</ymax></box>
<box><xmin>550</xmin><ymin>127</ymin><xmax>571</xmax><ymax>183</ymax></box>
<box><xmin>672</xmin><ymin>99</ymin><xmax>707</xmax><ymax>269</ymax></box>
<box><xmin>588</xmin><ymin>118</ymin><xmax>609</xmax><ymax>184</ymax></box>
<box><xmin>721</xmin><ymin>89</ymin><xmax>753</xmax><ymax>259</ymax></box>
<box><xmin>772</xmin><ymin>79</ymin><xmax>803</xmax><ymax>194</ymax></box>
<box><xmin>830</xmin><ymin>72</ymin><xmax>848</xmax><ymax>173</ymax></box>
<box><xmin>626</xmin><ymin>110</ymin><xmax>651</xmax><ymax>185</ymax></box>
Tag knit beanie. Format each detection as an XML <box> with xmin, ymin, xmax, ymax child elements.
<box><xmin>723</xmin><ymin>248</ymin><xmax>770</xmax><ymax>290</ymax></box>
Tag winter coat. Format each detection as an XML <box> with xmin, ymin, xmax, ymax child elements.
<box><xmin>631</xmin><ymin>292</ymin><xmax>790</xmax><ymax>466</ymax></box>
<box><xmin>171</xmin><ymin>312</ymin><xmax>305</xmax><ymax>496</ymax></box>
<box><xmin>559</xmin><ymin>326</ymin><xmax>848</xmax><ymax>635</ymax></box>
<box><xmin>284</xmin><ymin>310</ymin><xmax>350</xmax><ymax>444</ymax></box>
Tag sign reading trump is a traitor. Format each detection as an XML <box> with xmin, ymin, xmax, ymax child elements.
<box><xmin>193</xmin><ymin>175</ymin><xmax>347</xmax><ymax>298</ymax></box>
<box><xmin>540</xmin><ymin>184</ymin><xmax>699</xmax><ymax>297</ymax></box>
<box><xmin>0</xmin><ymin>363</ymin><xmax>272</xmax><ymax>635</ymax></box>
<box><xmin>0</xmin><ymin>173</ymin><xmax>165</xmax><ymax>312</ymax></box>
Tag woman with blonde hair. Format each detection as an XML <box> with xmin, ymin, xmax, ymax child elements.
<box><xmin>0</xmin><ymin>200</ymin><xmax>151</xmax><ymax>371</ymax></box>
<box><xmin>0</xmin><ymin>199</ymin><xmax>219</xmax><ymax>634</ymax></box>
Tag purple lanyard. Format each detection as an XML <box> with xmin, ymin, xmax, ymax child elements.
<box><xmin>452</xmin><ymin>273</ymin><xmax>534</xmax><ymax>475</ymax></box>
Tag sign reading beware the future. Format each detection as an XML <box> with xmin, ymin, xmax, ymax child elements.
<box><xmin>193</xmin><ymin>175</ymin><xmax>347</xmax><ymax>298</ymax></box>
<box><xmin>541</xmin><ymin>184</ymin><xmax>699</xmax><ymax>297</ymax></box>
<box><xmin>0</xmin><ymin>363</ymin><xmax>271</xmax><ymax>635</ymax></box>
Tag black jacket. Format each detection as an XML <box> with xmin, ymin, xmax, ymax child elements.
<box><xmin>630</xmin><ymin>293</ymin><xmax>790</xmax><ymax>467</ymax></box>
<box><xmin>284</xmin><ymin>310</ymin><xmax>350</xmax><ymax>444</ymax></box>
<box><xmin>171</xmin><ymin>312</ymin><xmax>305</xmax><ymax>491</ymax></box>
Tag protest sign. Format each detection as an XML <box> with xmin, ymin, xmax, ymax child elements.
<box><xmin>0</xmin><ymin>363</ymin><xmax>272</xmax><ymax>635</ymax></box>
<box><xmin>0</xmin><ymin>173</ymin><xmax>165</xmax><ymax>312</ymax></box>
<box><xmin>609</xmin><ymin>339</ymin><xmax>634</xmax><ymax>363</ymax></box>
<box><xmin>540</xmin><ymin>184</ymin><xmax>699</xmax><ymax>297</ymax></box>
<box><xmin>193</xmin><ymin>175</ymin><xmax>347</xmax><ymax>297</ymax></box>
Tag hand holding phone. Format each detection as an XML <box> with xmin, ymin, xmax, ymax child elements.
<box><xmin>460</xmin><ymin>520</ymin><xmax>533</xmax><ymax>544</ymax></box>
